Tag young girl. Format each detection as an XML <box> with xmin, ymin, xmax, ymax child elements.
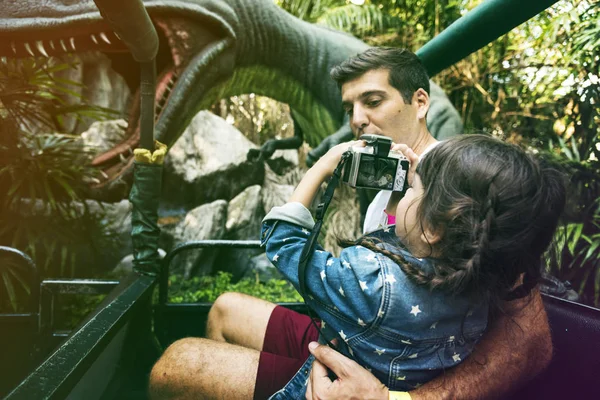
<box><xmin>259</xmin><ymin>134</ymin><xmax>566</xmax><ymax>397</ymax></box>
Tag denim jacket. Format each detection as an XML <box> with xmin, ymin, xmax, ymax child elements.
<box><xmin>261</xmin><ymin>203</ymin><xmax>488</xmax><ymax>397</ymax></box>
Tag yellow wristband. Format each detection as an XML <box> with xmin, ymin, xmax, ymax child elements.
<box><xmin>389</xmin><ymin>391</ymin><xmax>412</xmax><ymax>400</ymax></box>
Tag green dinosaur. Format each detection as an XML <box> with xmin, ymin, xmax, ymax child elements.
<box><xmin>0</xmin><ymin>0</ymin><xmax>461</xmax><ymax>201</ymax></box>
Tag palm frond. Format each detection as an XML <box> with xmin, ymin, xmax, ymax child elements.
<box><xmin>316</xmin><ymin>4</ymin><xmax>403</xmax><ymax>36</ymax></box>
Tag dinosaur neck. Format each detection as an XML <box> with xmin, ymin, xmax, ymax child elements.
<box><xmin>227</xmin><ymin>0</ymin><xmax>368</xmax><ymax>123</ymax></box>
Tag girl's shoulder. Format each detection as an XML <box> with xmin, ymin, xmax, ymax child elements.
<box><xmin>363</xmin><ymin>227</ymin><xmax>436</xmax><ymax>272</ymax></box>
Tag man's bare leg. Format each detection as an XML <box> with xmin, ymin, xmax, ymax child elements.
<box><xmin>206</xmin><ymin>292</ymin><xmax>277</xmax><ymax>350</ymax></box>
<box><xmin>149</xmin><ymin>337</ymin><xmax>260</xmax><ymax>400</ymax></box>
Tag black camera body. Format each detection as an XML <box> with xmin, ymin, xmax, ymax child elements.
<box><xmin>341</xmin><ymin>134</ymin><xmax>410</xmax><ymax>192</ymax></box>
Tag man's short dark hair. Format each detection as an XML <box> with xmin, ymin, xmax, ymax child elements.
<box><xmin>330</xmin><ymin>47</ymin><xmax>430</xmax><ymax>104</ymax></box>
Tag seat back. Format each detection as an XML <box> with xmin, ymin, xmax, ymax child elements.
<box><xmin>512</xmin><ymin>294</ymin><xmax>600</xmax><ymax>398</ymax></box>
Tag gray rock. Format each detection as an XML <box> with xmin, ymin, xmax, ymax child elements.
<box><xmin>80</xmin><ymin>119</ymin><xmax>128</xmax><ymax>154</ymax></box>
<box><xmin>162</xmin><ymin>111</ymin><xmax>265</xmax><ymax>209</ymax></box>
<box><xmin>261</xmin><ymin>165</ymin><xmax>299</xmax><ymax>215</ymax></box>
<box><xmin>217</xmin><ymin>185</ymin><xmax>265</xmax><ymax>279</ymax></box>
<box><xmin>240</xmin><ymin>252</ymin><xmax>285</xmax><ymax>282</ymax></box>
<box><xmin>167</xmin><ymin>200</ymin><xmax>228</xmax><ymax>277</ymax></box>
<box><xmin>112</xmin><ymin>248</ymin><xmax>166</xmax><ymax>277</ymax></box>
<box><xmin>266</xmin><ymin>148</ymin><xmax>299</xmax><ymax>175</ymax></box>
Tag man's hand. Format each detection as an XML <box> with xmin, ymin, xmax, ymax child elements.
<box><xmin>390</xmin><ymin>143</ymin><xmax>419</xmax><ymax>187</ymax></box>
<box><xmin>386</xmin><ymin>143</ymin><xmax>419</xmax><ymax>215</ymax></box>
<box><xmin>306</xmin><ymin>341</ymin><xmax>388</xmax><ymax>400</ymax></box>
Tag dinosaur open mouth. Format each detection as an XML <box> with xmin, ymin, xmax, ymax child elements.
<box><xmin>0</xmin><ymin>21</ymin><xmax>181</xmax><ymax>192</ymax></box>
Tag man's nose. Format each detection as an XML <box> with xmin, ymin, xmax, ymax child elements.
<box><xmin>351</xmin><ymin>106</ymin><xmax>369</xmax><ymax>132</ymax></box>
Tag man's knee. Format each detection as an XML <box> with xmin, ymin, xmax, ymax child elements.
<box><xmin>212</xmin><ymin>292</ymin><xmax>246</xmax><ymax>313</ymax></box>
<box><xmin>149</xmin><ymin>338</ymin><xmax>209</xmax><ymax>398</ymax></box>
<box><xmin>208</xmin><ymin>292</ymin><xmax>246</xmax><ymax>326</ymax></box>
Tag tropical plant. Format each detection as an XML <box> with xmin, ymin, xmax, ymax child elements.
<box><xmin>0</xmin><ymin>56</ymin><xmax>120</xmax><ymax>312</ymax></box>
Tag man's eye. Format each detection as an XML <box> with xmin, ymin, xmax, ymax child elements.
<box><xmin>367</xmin><ymin>99</ymin><xmax>381</xmax><ymax>107</ymax></box>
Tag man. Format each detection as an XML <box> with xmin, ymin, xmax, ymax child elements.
<box><xmin>149</xmin><ymin>48</ymin><xmax>552</xmax><ymax>399</ymax></box>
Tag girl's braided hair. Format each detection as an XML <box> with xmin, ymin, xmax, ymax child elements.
<box><xmin>344</xmin><ymin>134</ymin><xmax>566</xmax><ymax>306</ymax></box>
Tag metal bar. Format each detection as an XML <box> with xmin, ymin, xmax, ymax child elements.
<box><xmin>140</xmin><ymin>60</ymin><xmax>156</xmax><ymax>150</ymax></box>
<box><xmin>38</xmin><ymin>279</ymin><xmax>119</xmax><ymax>337</ymax></box>
<box><xmin>159</xmin><ymin>240</ymin><xmax>261</xmax><ymax>305</ymax></box>
<box><xmin>6</xmin><ymin>273</ymin><xmax>156</xmax><ymax>400</ymax></box>
<box><xmin>417</xmin><ymin>0</ymin><xmax>560</xmax><ymax>77</ymax></box>
<box><xmin>0</xmin><ymin>246</ymin><xmax>39</xmax><ymax>315</ymax></box>
<box><xmin>41</xmin><ymin>279</ymin><xmax>119</xmax><ymax>295</ymax></box>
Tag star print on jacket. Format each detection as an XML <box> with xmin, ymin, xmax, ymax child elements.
<box><xmin>410</xmin><ymin>305</ymin><xmax>422</xmax><ymax>316</ymax></box>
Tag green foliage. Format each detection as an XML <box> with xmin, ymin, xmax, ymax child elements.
<box><xmin>549</xmin><ymin>199</ymin><xmax>600</xmax><ymax>307</ymax></box>
<box><xmin>167</xmin><ymin>272</ymin><xmax>303</xmax><ymax>304</ymax></box>
<box><xmin>58</xmin><ymin>294</ymin><xmax>107</xmax><ymax>330</ymax></box>
<box><xmin>0</xmin><ymin>57</ymin><xmax>121</xmax><ymax>311</ymax></box>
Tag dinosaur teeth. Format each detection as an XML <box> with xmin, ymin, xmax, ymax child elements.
<box><xmin>99</xmin><ymin>170</ymin><xmax>109</xmax><ymax>179</ymax></box>
<box><xmin>90</xmin><ymin>34</ymin><xmax>99</xmax><ymax>45</ymax></box>
<box><xmin>59</xmin><ymin>39</ymin><xmax>68</xmax><ymax>52</ymax></box>
<box><xmin>35</xmin><ymin>41</ymin><xmax>49</xmax><ymax>57</ymax></box>
<box><xmin>114</xmin><ymin>32</ymin><xmax>121</xmax><ymax>41</ymax></box>
<box><xmin>24</xmin><ymin>42</ymin><xmax>35</xmax><ymax>57</ymax></box>
<box><xmin>10</xmin><ymin>42</ymin><xmax>17</xmax><ymax>54</ymax></box>
<box><xmin>49</xmin><ymin>40</ymin><xmax>56</xmax><ymax>50</ymax></box>
<box><xmin>1</xmin><ymin>56</ymin><xmax>6</xmax><ymax>64</ymax></box>
<box><xmin>99</xmin><ymin>32</ymin><xmax>111</xmax><ymax>45</ymax></box>
<box><xmin>69</xmin><ymin>37</ymin><xmax>76</xmax><ymax>51</ymax></box>
<box><xmin>119</xmin><ymin>153</ymin><xmax>127</xmax><ymax>164</ymax></box>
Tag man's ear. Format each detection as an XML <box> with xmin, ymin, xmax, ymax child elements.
<box><xmin>414</xmin><ymin>88</ymin><xmax>430</xmax><ymax>120</ymax></box>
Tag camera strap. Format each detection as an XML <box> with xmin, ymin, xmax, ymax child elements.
<box><xmin>297</xmin><ymin>151</ymin><xmax>357</xmax><ymax>357</ymax></box>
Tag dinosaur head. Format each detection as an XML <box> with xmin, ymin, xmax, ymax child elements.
<box><xmin>0</xmin><ymin>0</ymin><xmax>397</xmax><ymax>202</ymax></box>
<box><xmin>0</xmin><ymin>0</ymin><xmax>242</xmax><ymax>201</ymax></box>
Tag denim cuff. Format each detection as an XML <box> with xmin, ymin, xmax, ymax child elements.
<box><xmin>263</xmin><ymin>202</ymin><xmax>315</xmax><ymax>229</ymax></box>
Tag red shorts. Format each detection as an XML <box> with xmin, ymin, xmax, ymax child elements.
<box><xmin>253</xmin><ymin>306</ymin><xmax>320</xmax><ymax>400</ymax></box>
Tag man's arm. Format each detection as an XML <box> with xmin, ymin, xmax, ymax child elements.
<box><xmin>306</xmin><ymin>290</ymin><xmax>552</xmax><ymax>400</ymax></box>
<box><xmin>411</xmin><ymin>290</ymin><xmax>552</xmax><ymax>400</ymax></box>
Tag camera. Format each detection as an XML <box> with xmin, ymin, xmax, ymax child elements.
<box><xmin>341</xmin><ymin>134</ymin><xmax>409</xmax><ymax>192</ymax></box>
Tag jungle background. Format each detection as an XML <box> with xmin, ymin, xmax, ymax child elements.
<box><xmin>1</xmin><ymin>0</ymin><xmax>599</xmax><ymax>325</ymax></box>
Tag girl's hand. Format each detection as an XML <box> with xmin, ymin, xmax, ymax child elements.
<box><xmin>315</xmin><ymin>140</ymin><xmax>365</xmax><ymax>177</ymax></box>
<box><xmin>289</xmin><ymin>140</ymin><xmax>364</xmax><ymax>208</ymax></box>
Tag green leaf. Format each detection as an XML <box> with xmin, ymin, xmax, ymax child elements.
<box><xmin>6</xmin><ymin>266</ymin><xmax>31</xmax><ymax>296</ymax></box>
<box><xmin>1</xmin><ymin>270</ymin><xmax>18</xmax><ymax>312</ymax></box>
<box><xmin>568</xmin><ymin>223</ymin><xmax>584</xmax><ymax>254</ymax></box>
<box><xmin>584</xmin><ymin>239</ymin><xmax>600</xmax><ymax>263</ymax></box>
